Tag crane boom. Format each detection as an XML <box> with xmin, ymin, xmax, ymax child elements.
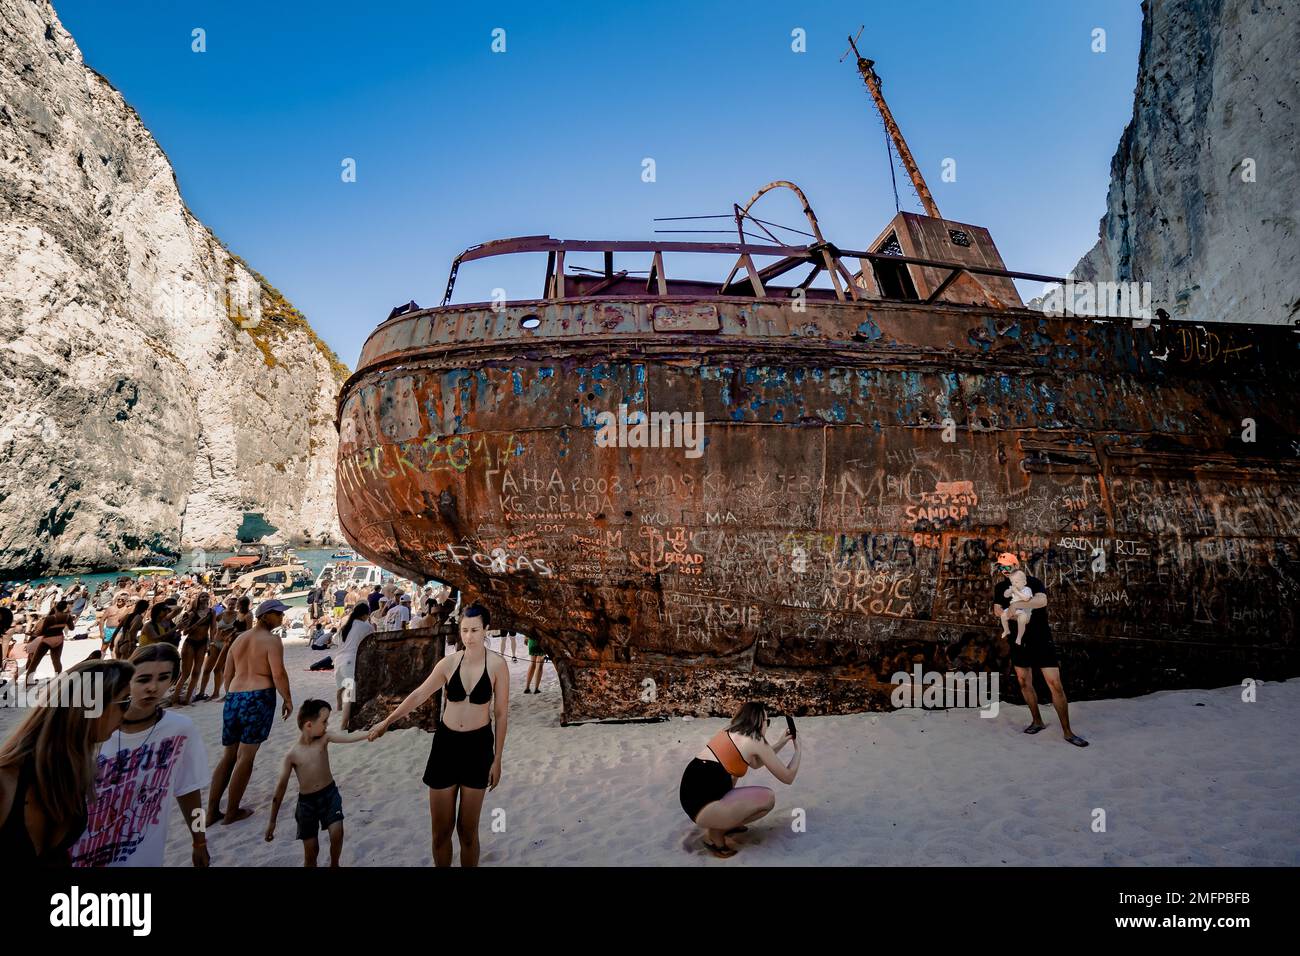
<box><xmin>845</xmin><ymin>33</ymin><xmax>942</xmax><ymax>220</ymax></box>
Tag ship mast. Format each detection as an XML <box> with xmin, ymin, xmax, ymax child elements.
<box><xmin>843</xmin><ymin>30</ymin><xmax>942</xmax><ymax>220</ymax></box>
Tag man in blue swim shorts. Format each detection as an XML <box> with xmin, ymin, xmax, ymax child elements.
<box><xmin>207</xmin><ymin>599</ymin><xmax>293</xmax><ymax>826</ymax></box>
<box><xmin>98</xmin><ymin>592</ymin><xmax>131</xmax><ymax>660</ymax></box>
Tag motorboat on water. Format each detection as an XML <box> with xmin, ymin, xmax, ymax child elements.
<box><xmin>314</xmin><ymin>559</ymin><xmax>386</xmax><ymax>591</ymax></box>
<box><xmin>217</xmin><ymin>561</ymin><xmax>315</xmax><ymax>604</ymax></box>
<box><xmin>220</xmin><ymin>545</ymin><xmax>267</xmax><ymax>574</ymax></box>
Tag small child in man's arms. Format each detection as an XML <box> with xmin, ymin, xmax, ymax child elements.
<box><xmin>1000</xmin><ymin>569</ymin><xmax>1035</xmax><ymax>645</ymax></box>
<box><xmin>265</xmin><ymin>698</ymin><xmax>368</xmax><ymax>866</ymax></box>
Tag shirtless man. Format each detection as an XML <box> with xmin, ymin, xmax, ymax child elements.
<box><xmin>207</xmin><ymin>599</ymin><xmax>293</xmax><ymax>826</ymax></box>
<box><xmin>97</xmin><ymin>593</ymin><xmax>133</xmax><ymax>660</ymax></box>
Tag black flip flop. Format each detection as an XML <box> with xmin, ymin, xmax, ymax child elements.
<box><xmin>1065</xmin><ymin>734</ymin><xmax>1090</xmax><ymax>747</ymax></box>
<box><xmin>725</xmin><ymin>826</ymin><xmax>749</xmax><ymax>835</ymax></box>
<box><xmin>1023</xmin><ymin>723</ymin><xmax>1046</xmax><ymax>735</ymax></box>
<box><xmin>702</xmin><ymin>840</ymin><xmax>737</xmax><ymax>858</ymax></box>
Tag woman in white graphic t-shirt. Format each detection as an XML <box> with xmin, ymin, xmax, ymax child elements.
<box><xmin>70</xmin><ymin>644</ymin><xmax>210</xmax><ymax>867</ymax></box>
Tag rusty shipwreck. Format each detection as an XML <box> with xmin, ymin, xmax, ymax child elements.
<box><xmin>335</xmin><ymin>46</ymin><xmax>1300</xmax><ymax>724</ymax></box>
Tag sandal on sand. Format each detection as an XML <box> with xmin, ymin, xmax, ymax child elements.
<box><xmin>1065</xmin><ymin>734</ymin><xmax>1090</xmax><ymax>747</ymax></box>
<box><xmin>702</xmin><ymin>840</ymin><xmax>737</xmax><ymax>858</ymax></box>
<box><xmin>1023</xmin><ymin>723</ymin><xmax>1046</xmax><ymax>734</ymax></box>
<box><xmin>725</xmin><ymin>826</ymin><xmax>749</xmax><ymax>835</ymax></box>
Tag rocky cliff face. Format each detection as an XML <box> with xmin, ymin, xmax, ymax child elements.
<box><xmin>1068</xmin><ymin>0</ymin><xmax>1299</xmax><ymax>324</ymax></box>
<box><xmin>0</xmin><ymin>0</ymin><xmax>349</xmax><ymax>576</ymax></box>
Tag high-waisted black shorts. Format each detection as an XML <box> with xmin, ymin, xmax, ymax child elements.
<box><xmin>423</xmin><ymin>721</ymin><xmax>495</xmax><ymax>790</ymax></box>
<box><xmin>679</xmin><ymin>758</ymin><xmax>734</xmax><ymax>822</ymax></box>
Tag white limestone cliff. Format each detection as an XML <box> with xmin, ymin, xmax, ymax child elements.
<box><xmin>1066</xmin><ymin>0</ymin><xmax>1299</xmax><ymax>324</ymax></box>
<box><xmin>0</xmin><ymin>0</ymin><xmax>349</xmax><ymax>575</ymax></box>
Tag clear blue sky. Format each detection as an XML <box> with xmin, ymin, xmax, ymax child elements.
<box><xmin>55</xmin><ymin>0</ymin><xmax>1142</xmax><ymax>368</ymax></box>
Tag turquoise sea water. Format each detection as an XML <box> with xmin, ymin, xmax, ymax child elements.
<box><xmin>1</xmin><ymin>549</ymin><xmax>344</xmax><ymax>591</ymax></box>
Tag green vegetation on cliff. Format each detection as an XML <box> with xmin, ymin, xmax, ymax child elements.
<box><xmin>220</xmin><ymin>247</ymin><xmax>350</xmax><ymax>382</ymax></box>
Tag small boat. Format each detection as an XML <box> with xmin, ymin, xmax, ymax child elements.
<box><xmin>220</xmin><ymin>544</ymin><xmax>267</xmax><ymax>571</ymax></box>
<box><xmin>330</xmin><ymin>548</ymin><xmax>357</xmax><ymax>560</ymax></box>
<box><xmin>126</xmin><ymin>566</ymin><xmax>174</xmax><ymax>577</ymax></box>
<box><xmin>220</xmin><ymin>563</ymin><xmax>315</xmax><ymax>604</ymax></box>
<box><xmin>314</xmin><ymin>559</ymin><xmax>386</xmax><ymax>592</ymax></box>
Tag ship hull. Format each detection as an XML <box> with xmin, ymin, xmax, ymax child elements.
<box><xmin>336</xmin><ymin>297</ymin><xmax>1300</xmax><ymax>721</ymax></box>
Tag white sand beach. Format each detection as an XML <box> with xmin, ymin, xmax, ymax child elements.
<box><xmin>4</xmin><ymin>636</ymin><xmax>1297</xmax><ymax>866</ymax></box>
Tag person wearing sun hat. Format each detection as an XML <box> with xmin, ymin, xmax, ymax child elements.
<box><xmin>991</xmin><ymin>552</ymin><xmax>1088</xmax><ymax>747</ymax></box>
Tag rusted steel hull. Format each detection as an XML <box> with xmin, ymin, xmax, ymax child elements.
<box><xmin>336</xmin><ymin>297</ymin><xmax>1300</xmax><ymax>721</ymax></box>
<box><xmin>349</xmin><ymin>625</ymin><xmax>447</xmax><ymax>732</ymax></box>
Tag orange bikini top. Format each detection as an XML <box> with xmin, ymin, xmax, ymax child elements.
<box><xmin>707</xmin><ymin>730</ymin><xmax>749</xmax><ymax>777</ymax></box>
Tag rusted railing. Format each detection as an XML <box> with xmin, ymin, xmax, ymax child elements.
<box><xmin>440</xmin><ymin>235</ymin><xmax>1069</xmax><ymax>309</ymax></box>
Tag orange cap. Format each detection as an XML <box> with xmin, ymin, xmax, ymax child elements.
<box><xmin>995</xmin><ymin>552</ymin><xmax>1019</xmax><ymax>567</ymax></box>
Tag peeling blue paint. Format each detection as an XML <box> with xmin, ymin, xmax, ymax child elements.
<box><xmin>856</xmin><ymin>317</ymin><xmax>883</xmax><ymax>341</ymax></box>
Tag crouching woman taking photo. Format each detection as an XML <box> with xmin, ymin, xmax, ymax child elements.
<box><xmin>679</xmin><ymin>701</ymin><xmax>799</xmax><ymax>858</ymax></box>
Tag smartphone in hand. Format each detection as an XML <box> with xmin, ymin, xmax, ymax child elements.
<box><xmin>785</xmin><ymin>714</ymin><xmax>797</xmax><ymax>739</ymax></box>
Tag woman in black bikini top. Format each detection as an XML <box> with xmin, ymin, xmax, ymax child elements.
<box><xmin>368</xmin><ymin>603</ymin><xmax>508</xmax><ymax>867</ymax></box>
<box><xmin>445</xmin><ymin>650</ymin><xmax>493</xmax><ymax>706</ymax></box>
<box><xmin>0</xmin><ymin>659</ymin><xmax>134</xmax><ymax>865</ymax></box>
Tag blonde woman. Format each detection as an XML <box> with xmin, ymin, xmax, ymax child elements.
<box><xmin>0</xmin><ymin>659</ymin><xmax>135</xmax><ymax>865</ymax></box>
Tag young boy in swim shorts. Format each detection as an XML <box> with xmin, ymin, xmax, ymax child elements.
<box><xmin>999</xmin><ymin>569</ymin><xmax>1035</xmax><ymax>645</ymax></box>
<box><xmin>265</xmin><ymin>699</ymin><xmax>369</xmax><ymax>866</ymax></box>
